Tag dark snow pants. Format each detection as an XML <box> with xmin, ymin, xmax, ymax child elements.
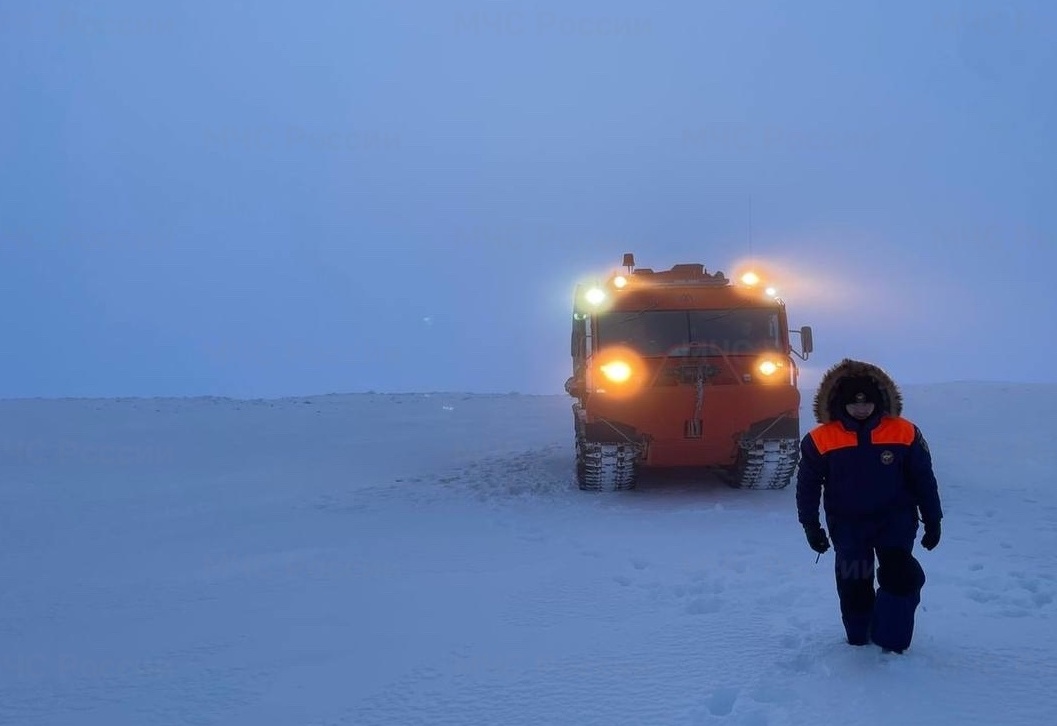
<box><xmin>829</xmin><ymin>512</ymin><xmax>926</xmax><ymax>651</ymax></box>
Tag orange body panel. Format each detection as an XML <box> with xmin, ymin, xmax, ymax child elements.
<box><xmin>584</xmin><ymin>373</ymin><xmax>800</xmax><ymax>467</ymax></box>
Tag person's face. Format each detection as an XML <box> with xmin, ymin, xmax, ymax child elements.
<box><xmin>845</xmin><ymin>401</ymin><xmax>875</xmax><ymax>420</ymax></box>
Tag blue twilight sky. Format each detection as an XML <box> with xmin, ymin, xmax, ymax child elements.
<box><xmin>1</xmin><ymin>0</ymin><xmax>1055</xmax><ymax>398</ymax></box>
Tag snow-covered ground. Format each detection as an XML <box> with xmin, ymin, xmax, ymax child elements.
<box><xmin>2</xmin><ymin>383</ymin><xmax>1056</xmax><ymax>725</ymax></box>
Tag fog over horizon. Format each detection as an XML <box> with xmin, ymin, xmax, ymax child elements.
<box><xmin>2</xmin><ymin>1</ymin><xmax>1054</xmax><ymax>398</ymax></box>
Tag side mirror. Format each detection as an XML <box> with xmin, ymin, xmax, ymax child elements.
<box><xmin>564</xmin><ymin>376</ymin><xmax>584</xmax><ymax>397</ymax></box>
<box><xmin>800</xmin><ymin>325</ymin><xmax>813</xmax><ymax>355</ymax></box>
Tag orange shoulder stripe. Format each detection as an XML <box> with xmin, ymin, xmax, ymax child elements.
<box><xmin>871</xmin><ymin>417</ymin><xmax>916</xmax><ymax>446</ymax></box>
<box><xmin>809</xmin><ymin>422</ymin><xmax>858</xmax><ymax>454</ymax></box>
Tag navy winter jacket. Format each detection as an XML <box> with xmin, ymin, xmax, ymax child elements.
<box><xmin>796</xmin><ymin>410</ymin><xmax>943</xmax><ymax>528</ymax></box>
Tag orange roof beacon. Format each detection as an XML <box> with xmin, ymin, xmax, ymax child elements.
<box><xmin>565</xmin><ymin>253</ymin><xmax>814</xmax><ymax>491</ymax></box>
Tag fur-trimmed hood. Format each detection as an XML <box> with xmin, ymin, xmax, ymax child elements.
<box><xmin>813</xmin><ymin>358</ymin><xmax>903</xmax><ymax>424</ymax></box>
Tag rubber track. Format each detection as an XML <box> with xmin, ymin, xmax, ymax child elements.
<box><xmin>577</xmin><ymin>441</ymin><xmax>638</xmax><ymax>491</ymax></box>
<box><xmin>735</xmin><ymin>438</ymin><xmax>800</xmax><ymax>489</ymax></box>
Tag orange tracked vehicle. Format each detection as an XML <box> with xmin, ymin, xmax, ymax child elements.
<box><xmin>565</xmin><ymin>253</ymin><xmax>814</xmax><ymax>491</ymax></box>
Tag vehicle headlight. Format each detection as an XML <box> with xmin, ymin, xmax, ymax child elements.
<box><xmin>758</xmin><ymin>360</ymin><xmax>780</xmax><ymax>376</ymax></box>
<box><xmin>600</xmin><ymin>360</ymin><xmax>633</xmax><ymax>383</ymax></box>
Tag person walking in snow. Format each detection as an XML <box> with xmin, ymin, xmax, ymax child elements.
<box><xmin>796</xmin><ymin>358</ymin><xmax>943</xmax><ymax>653</ymax></box>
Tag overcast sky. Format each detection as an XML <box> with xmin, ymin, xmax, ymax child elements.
<box><xmin>2</xmin><ymin>0</ymin><xmax>1055</xmax><ymax>398</ymax></box>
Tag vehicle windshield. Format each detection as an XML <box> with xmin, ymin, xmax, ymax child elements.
<box><xmin>596</xmin><ymin>308</ymin><xmax>782</xmax><ymax>357</ymax></box>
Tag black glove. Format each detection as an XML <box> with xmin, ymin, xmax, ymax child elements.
<box><xmin>803</xmin><ymin>523</ymin><xmax>830</xmax><ymax>554</ymax></box>
<box><xmin>921</xmin><ymin>520</ymin><xmax>941</xmax><ymax>551</ymax></box>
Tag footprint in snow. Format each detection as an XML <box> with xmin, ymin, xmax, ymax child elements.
<box><xmin>689</xmin><ymin>573</ymin><xmax>727</xmax><ymax>595</ymax></box>
<box><xmin>1011</xmin><ymin>572</ymin><xmax>1055</xmax><ymax>609</ymax></box>
<box><xmin>774</xmin><ymin>617</ymin><xmax>845</xmax><ymax>675</ymax></box>
<box><xmin>967</xmin><ymin>589</ymin><xmax>1000</xmax><ymax>604</ymax></box>
<box><xmin>662</xmin><ymin>573</ymin><xmax>729</xmax><ymax>613</ymax></box>
<box><xmin>704</xmin><ymin>686</ymin><xmax>740</xmax><ymax>717</ymax></box>
<box><xmin>684</xmin><ymin>689</ymin><xmax>744</xmax><ymax>722</ymax></box>
<box><xmin>965</xmin><ymin>571</ymin><xmax>1054</xmax><ymax>615</ymax></box>
<box><xmin>691</xmin><ymin>686</ymin><xmax>775</xmax><ymax>724</ymax></box>
<box><xmin>686</xmin><ymin>597</ymin><xmax>724</xmax><ymax>615</ymax></box>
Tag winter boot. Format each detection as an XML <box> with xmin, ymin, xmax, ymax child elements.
<box><xmin>842</xmin><ymin>613</ymin><xmax>872</xmax><ymax>646</ymax></box>
<box><xmin>870</xmin><ymin>550</ymin><xmax>925</xmax><ymax>653</ymax></box>
<box><xmin>871</xmin><ymin>589</ymin><xmax>920</xmax><ymax>651</ymax></box>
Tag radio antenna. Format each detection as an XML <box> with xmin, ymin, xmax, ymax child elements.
<box><xmin>748</xmin><ymin>193</ymin><xmax>754</xmax><ymax>266</ymax></box>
